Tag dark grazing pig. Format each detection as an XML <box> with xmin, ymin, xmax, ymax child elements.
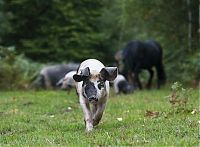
<box><xmin>34</xmin><ymin>63</ymin><xmax>79</xmax><ymax>89</ymax></box>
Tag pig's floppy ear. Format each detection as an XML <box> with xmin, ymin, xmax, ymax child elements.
<box><xmin>100</xmin><ymin>67</ymin><xmax>118</xmax><ymax>81</ymax></box>
<box><xmin>73</xmin><ymin>67</ymin><xmax>90</xmax><ymax>82</ymax></box>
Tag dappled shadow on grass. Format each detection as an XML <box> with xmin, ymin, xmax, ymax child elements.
<box><xmin>22</xmin><ymin>101</ymin><xmax>34</xmax><ymax>106</ymax></box>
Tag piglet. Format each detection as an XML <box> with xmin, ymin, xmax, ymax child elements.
<box><xmin>113</xmin><ymin>74</ymin><xmax>134</xmax><ymax>94</ymax></box>
<box><xmin>73</xmin><ymin>59</ymin><xmax>118</xmax><ymax>132</ymax></box>
<box><xmin>56</xmin><ymin>71</ymin><xmax>76</xmax><ymax>91</ymax></box>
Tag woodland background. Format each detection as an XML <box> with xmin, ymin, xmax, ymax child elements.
<box><xmin>0</xmin><ymin>0</ymin><xmax>199</xmax><ymax>89</ymax></box>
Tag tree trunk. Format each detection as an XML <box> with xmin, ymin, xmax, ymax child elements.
<box><xmin>199</xmin><ymin>0</ymin><xmax>200</xmax><ymax>46</ymax></box>
<box><xmin>118</xmin><ymin>0</ymin><xmax>126</xmax><ymax>48</ymax></box>
<box><xmin>187</xmin><ymin>0</ymin><xmax>192</xmax><ymax>51</ymax></box>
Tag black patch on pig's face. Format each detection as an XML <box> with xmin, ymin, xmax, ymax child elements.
<box><xmin>97</xmin><ymin>80</ymin><xmax>105</xmax><ymax>90</ymax></box>
<box><xmin>81</xmin><ymin>73</ymin><xmax>107</xmax><ymax>101</ymax></box>
<box><xmin>82</xmin><ymin>81</ymin><xmax>97</xmax><ymax>100</ymax></box>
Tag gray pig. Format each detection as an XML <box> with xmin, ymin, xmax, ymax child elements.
<box><xmin>33</xmin><ymin>63</ymin><xmax>79</xmax><ymax>89</ymax></box>
<box><xmin>73</xmin><ymin>59</ymin><xmax>118</xmax><ymax>132</ymax></box>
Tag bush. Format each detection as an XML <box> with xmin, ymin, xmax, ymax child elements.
<box><xmin>166</xmin><ymin>82</ymin><xmax>194</xmax><ymax>114</ymax></box>
<box><xmin>165</xmin><ymin>49</ymin><xmax>200</xmax><ymax>87</ymax></box>
<box><xmin>0</xmin><ymin>46</ymin><xmax>42</xmax><ymax>90</ymax></box>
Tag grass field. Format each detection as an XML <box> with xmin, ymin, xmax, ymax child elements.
<box><xmin>0</xmin><ymin>87</ymin><xmax>199</xmax><ymax>146</ymax></box>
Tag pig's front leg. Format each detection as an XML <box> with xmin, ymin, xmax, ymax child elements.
<box><xmin>93</xmin><ymin>102</ymin><xmax>106</xmax><ymax>126</ymax></box>
<box><xmin>92</xmin><ymin>104</ymin><xmax>97</xmax><ymax>116</ymax></box>
<box><xmin>80</xmin><ymin>97</ymin><xmax>93</xmax><ymax>132</ymax></box>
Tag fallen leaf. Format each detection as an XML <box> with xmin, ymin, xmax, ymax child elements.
<box><xmin>9</xmin><ymin>109</ymin><xmax>19</xmax><ymax>114</ymax></box>
<box><xmin>117</xmin><ymin>118</ymin><xmax>123</xmax><ymax>121</ymax></box>
<box><xmin>50</xmin><ymin>115</ymin><xmax>55</xmax><ymax>118</ymax></box>
<box><xmin>191</xmin><ymin>109</ymin><xmax>197</xmax><ymax>114</ymax></box>
<box><xmin>145</xmin><ymin>110</ymin><xmax>159</xmax><ymax>118</ymax></box>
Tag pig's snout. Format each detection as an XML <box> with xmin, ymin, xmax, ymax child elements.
<box><xmin>84</xmin><ymin>82</ymin><xmax>97</xmax><ymax>101</ymax></box>
<box><xmin>88</xmin><ymin>96</ymin><xmax>98</xmax><ymax>101</ymax></box>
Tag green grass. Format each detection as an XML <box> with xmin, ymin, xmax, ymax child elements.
<box><xmin>0</xmin><ymin>88</ymin><xmax>199</xmax><ymax>146</ymax></box>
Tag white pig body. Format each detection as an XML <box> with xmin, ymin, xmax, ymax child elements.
<box><xmin>73</xmin><ymin>59</ymin><xmax>118</xmax><ymax>132</ymax></box>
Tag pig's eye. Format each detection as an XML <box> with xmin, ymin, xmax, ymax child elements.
<box><xmin>98</xmin><ymin>81</ymin><xmax>105</xmax><ymax>90</ymax></box>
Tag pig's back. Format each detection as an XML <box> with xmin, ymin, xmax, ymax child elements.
<box><xmin>78</xmin><ymin>59</ymin><xmax>105</xmax><ymax>74</ymax></box>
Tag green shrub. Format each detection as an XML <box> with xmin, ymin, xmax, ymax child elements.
<box><xmin>166</xmin><ymin>82</ymin><xmax>194</xmax><ymax>114</ymax></box>
<box><xmin>165</xmin><ymin>50</ymin><xmax>200</xmax><ymax>87</ymax></box>
<box><xmin>0</xmin><ymin>46</ymin><xmax>42</xmax><ymax>90</ymax></box>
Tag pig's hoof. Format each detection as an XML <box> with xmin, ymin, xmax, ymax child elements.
<box><xmin>86</xmin><ymin>126</ymin><xmax>93</xmax><ymax>132</ymax></box>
